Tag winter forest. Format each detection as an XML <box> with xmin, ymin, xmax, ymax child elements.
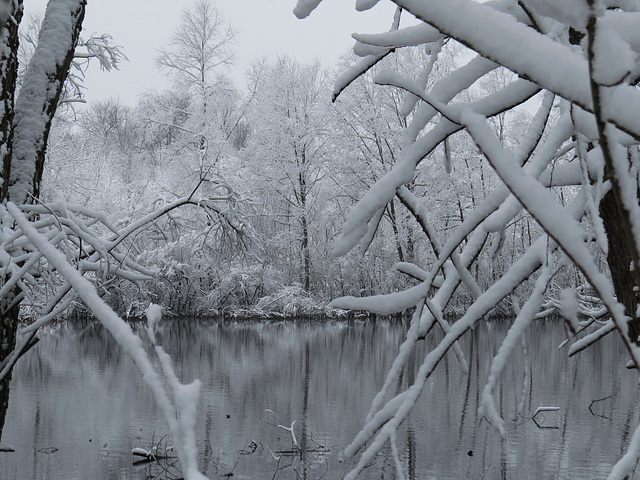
<box><xmin>3</xmin><ymin>0</ymin><xmax>640</xmax><ymax>478</ymax></box>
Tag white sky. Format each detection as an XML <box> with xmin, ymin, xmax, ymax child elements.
<box><xmin>25</xmin><ymin>0</ymin><xmax>398</xmax><ymax>106</ymax></box>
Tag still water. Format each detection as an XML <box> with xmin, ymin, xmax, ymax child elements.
<box><xmin>1</xmin><ymin>317</ymin><xmax>639</xmax><ymax>479</ymax></box>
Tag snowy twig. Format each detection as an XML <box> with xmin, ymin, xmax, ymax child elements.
<box><xmin>277</xmin><ymin>421</ymin><xmax>298</xmax><ymax>448</ymax></box>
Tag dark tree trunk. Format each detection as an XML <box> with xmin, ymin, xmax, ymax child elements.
<box><xmin>0</xmin><ymin>0</ymin><xmax>23</xmax><ymax>442</ymax></box>
<box><xmin>587</xmin><ymin>16</ymin><xmax>640</xmax><ymax>348</ymax></box>
<box><xmin>301</xmin><ymin>209</ymin><xmax>311</xmax><ymax>291</ymax></box>
<box><xmin>388</xmin><ymin>200</ymin><xmax>405</xmax><ymax>263</ymax></box>
<box><xmin>299</xmin><ymin>150</ymin><xmax>311</xmax><ymax>291</ymax></box>
<box><xmin>0</xmin><ymin>300</ymin><xmax>20</xmax><ymax>439</ymax></box>
<box><xmin>299</xmin><ymin>174</ymin><xmax>311</xmax><ymax>291</ymax></box>
<box><xmin>0</xmin><ymin>0</ymin><xmax>22</xmax><ymax>202</ymax></box>
<box><xmin>600</xmin><ymin>186</ymin><xmax>640</xmax><ymax>346</ymax></box>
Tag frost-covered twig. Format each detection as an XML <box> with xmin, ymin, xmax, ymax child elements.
<box><xmin>568</xmin><ymin>320</ymin><xmax>616</xmax><ymax>357</ymax></box>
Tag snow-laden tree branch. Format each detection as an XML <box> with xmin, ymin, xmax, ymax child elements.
<box><xmin>4</xmin><ymin>201</ymin><xmax>208</xmax><ymax>479</ymax></box>
<box><xmin>297</xmin><ymin>0</ymin><xmax>640</xmax><ymax>477</ymax></box>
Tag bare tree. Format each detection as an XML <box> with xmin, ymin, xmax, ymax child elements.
<box><xmin>245</xmin><ymin>57</ymin><xmax>331</xmax><ymax>291</ymax></box>
<box><xmin>154</xmin><ymin>0</ymin><xmax>239</xmax><ymax>171</ymax></box>
<box><xmin>155</xmin><ymin>0</ymin><xmax>235</xmax><ymax>95</ymax></box>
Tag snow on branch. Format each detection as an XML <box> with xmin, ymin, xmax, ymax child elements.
<box><xmin>353</xmin><ymin>23</ymin><xmax>442</xmax><ymax>49</ymax></box>
<box><xmin>75</xmin><ymin>33</ymin><xmax>127</xmax><ymax>71</ymax></box>
<box><xmin>5</xmin><ymin>201</ymin><xmax>208</xmax><ymax>479</ymax></box>
<box><xmin>462</xmin><ymin>108</ymin><xmax>640</xmax><ymax>368</ymax></box>
<box><xmin>395</xmin><ymin>0</ymin><xmax>640</xmax><ymax>141</ymax></box>
<box><xmin>356</xmin><ymin>0</ymin><xmax>381</xmax><ymax>11</ymax></box>
<box><xmin>568</xmin><ymin>320</ymin><xmax>616</xmax><ymax>357</ymax></box>
<box><xmin>332</xmin><ymin>78</ymin><xmax>539</xmax><ymax>257</ymax></box>
<box><xmin>293</xmin><ymin>0</ymin><xmax>324</xmax><ymax>19</ymax></box>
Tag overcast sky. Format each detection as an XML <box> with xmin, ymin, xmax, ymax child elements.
<box><xmin>25</xmin><ymin>0</ymin><xmax>398</xmax><ymax>106</ymax></box>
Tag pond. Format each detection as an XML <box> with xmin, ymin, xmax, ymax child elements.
<box><xmin>1</xmin><ymin>317</ymin><xmax>639</xmax><ymax>479</ymax></box>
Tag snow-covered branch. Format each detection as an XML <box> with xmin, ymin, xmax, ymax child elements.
<box><xmin>300</xmin><ymin>1</ymin><xmax>640</xmax><ymax>477</ymax></box>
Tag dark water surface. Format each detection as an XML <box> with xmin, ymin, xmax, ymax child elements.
<box><xmin>1</xmin><ymin>318</ymin><xmax>639</xmax><ymax>479</ymax></box>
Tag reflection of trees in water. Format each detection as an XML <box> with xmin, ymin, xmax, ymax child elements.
<box><xmin>3</xmin><ymin>319</ymin><xmax>640</xmax><ymax>479</ymax></box>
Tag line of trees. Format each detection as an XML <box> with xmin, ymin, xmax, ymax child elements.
<box><xmin>36</xmin><ymin>2</ymin><xmax>547</xmax><ymax>320</ymax></box>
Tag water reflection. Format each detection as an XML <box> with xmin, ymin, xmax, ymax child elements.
<box><xmin>1</xmin><ymin>318</ymin><xmax>639</xmax><ymax>479</ymax></box>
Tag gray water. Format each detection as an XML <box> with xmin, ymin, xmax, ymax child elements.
<box><xmin>0</xmin><ymin>317</ymin><xmax>639</xmax><ymax>479</ymax></box>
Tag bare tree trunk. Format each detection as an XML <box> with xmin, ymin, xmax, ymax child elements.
<box><xmin>387</xmin><ymin>200</ymin><xmax>405</xmax><ymax>263</ymax></box>
<box><xmin>299</xmin><ymin>158</ymin><xmax>311</xmax><ymax>291</ymax></box>
<box><xmin>301</xmin><ymin>209</ymin><xmax>311</xmax><ymax>291</ymax></box>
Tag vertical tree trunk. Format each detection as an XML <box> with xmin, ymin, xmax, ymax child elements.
<box><xmin>0</xmin><ymin>0</ymin><xmax>86</xmax><ymax>439</ymax></box>
<box><xmin>0</xmin><ymin>0</ymin><xmax>23</xmax><ymax>441</ymax></box>
<box><xmin>301</xmin><ymin>209</ymin><xmax>311</xmax><ymax>291</ymax></box>
<box><xmin>387</xmin><ymin>200</ymin><xmax>405</xmax><ymax>262</ymax></box>
<box><xmin>0</xmin><ymin>0</ymin><xmax>22</xmax><ymax>202</ymax></box>
<box><xmin>600</xmin><ymin>186</ymin><xmax>640</xmax><ymax>346</ymax></box>
<box><xmin>299</xmin><ymin>159</ymin><xmax>311</xmax><ymax>291</ymax></box>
